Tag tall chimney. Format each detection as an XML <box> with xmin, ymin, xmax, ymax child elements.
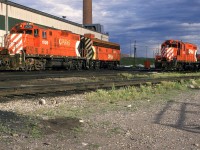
<box><xmin>83</xmin><ymin>0</ymin><xmax>92</xmax><ymax>25</ymax></box>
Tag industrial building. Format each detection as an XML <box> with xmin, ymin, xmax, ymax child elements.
<box><xmin>0</xmin><ymin>0</ymin><xmax>109</xmax><ymax>46</ymax></box>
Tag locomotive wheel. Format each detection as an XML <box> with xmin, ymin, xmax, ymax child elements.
<box><xmin>66</xmin><ymin>60</ymin><xmax>73</xmax><ymax>70</ymax></box>
<box><xmin>25</xmin><ymin>58</ymin><xmax>35</xmax><ymax>71</ymax></box>
<box><xmin>94</xmin><ymin>61</ymin><xmax>100</xmax><ymax>70</ymax></box>
<box><xmin>108</xmin><ymin>62</ymin><xmax>114</xmax><ymax>70</ymax></box>
<box><xmin>77</xmin><ymin>61</ymin><xmax>83</xmax><ymax>70</ymax></box>
<box><xmin>34</xmin><ymin>59</ymin><xmax>45</xmax><ymax>70</ymax></box>
<box><xmin>89</xmin><ymin>61</ymin><xmax>96</xmax><ymax>69</ymax></box>
<box><xmin>25</xmin><ymin>64</ymin><xmax>34</xmax><ymax>71</ymax></box>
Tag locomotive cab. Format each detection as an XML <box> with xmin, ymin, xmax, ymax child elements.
<box><xmin>6</xmin><ymin>22</ymin><xmax>36</xmax><ymax>54</ymax></box>
<box><xmin>11</xmin><ymin>23</ymin><xmax>33</xmax><ymax>35</ymax></box>
<box><xmin>1</xmin><ymin>22</ymin><xmax>47</xmax><ymax>70</ymax></box>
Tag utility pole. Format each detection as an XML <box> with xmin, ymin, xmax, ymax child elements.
<box><xmin>130</xmin><ymin>40</ymin><xmax>132</xmax><ymax>57</ymax></box>
<box><xmin>145</xmin><ymin>46</ymin><xmax>147</xmax><ymax>60</ymax></box>
<box><xmin>134</xmin><ymin>40</ymin><xmax>136</xmax><ymax>67</ymax></box>
<box><xmin>5</xmin><ymin>0</ymin><xmax>8</xmax><ymax>34</ymax></box>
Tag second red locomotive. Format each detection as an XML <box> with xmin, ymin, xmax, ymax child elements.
<box><xmin>0</xmin><ymin>22</ymin><xmax>120</xmax><ymax>70</ymax></box>
<box><xmin>155</xmin><ymin>40</ymin><xmax>199</xmax><ymax>70</ymax></box>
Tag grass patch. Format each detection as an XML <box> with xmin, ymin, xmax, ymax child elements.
<box><xmin>27</xmin><ymin>121</ymin><xmax>42</xmax><ymax>138</ymax></box>
<box><xmin>71</xmin><ymin>126</ymin><xmax>84</xmax><ymax>133</ymax></box>
<box><xmin>0</xmin><ymin>123</ymin><xmax>12</xmax><ymax>135</ymax></box>
<box><xmin>117</xmin><ymin>72</ymin><xmax>200</xmax><ymax>80</ymax></box>
<box><xmin>88</xmin><ymin>143</ymin><xmax>101</xmax><ymax>150</ymax></box>
<box><xmin>36</xmin><ymin>105</ymin><xmax>91</xmax><ymax>119</ymax></box>
<box><xmin>86</xmin><ymin>80</ymin><xmax>189</xmax><ymax>104</ymax></box>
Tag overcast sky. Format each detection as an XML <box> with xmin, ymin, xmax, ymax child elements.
<box><xmin>12</xmin><ymin>0</ymin><xmax>200</xmax><ymax>57</ymax></box>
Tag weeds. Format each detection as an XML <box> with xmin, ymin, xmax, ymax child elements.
<box><xmin>0</xmin><ymin>124</ymin><xmax>12</xmax><ymax>135</ymax></box>
<box><xmin>28</xmin><ymin>122</ymin><xmax>41</xmax><ymax>138</ymax></box>
<box><xmin>88</xmin><ymin>143</ymin><xmax>101</xmax><ymax>150</ymax></box>
<box><xmin>86</xmin><ymin>80</ymin><xmax>189</xmax><ymax>103</ymax></box>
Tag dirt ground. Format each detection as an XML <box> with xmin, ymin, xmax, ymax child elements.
<box><xmin>0</xmin><ymin>89</ymin><xmax>199</xmax><ymax>150</ymax></box>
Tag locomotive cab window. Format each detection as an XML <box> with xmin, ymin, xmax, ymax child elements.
<box><xmin>170</xmin><ymin>44</ymin><xmax>177</xmax><ymax>48</ymax></box>
<box><xmin>25</xmin><ymin>30</ymin><xmax>32</xmax><ymax>35</ymax></box>
<box><xmin>34</xmin><ymin>29</ymin><xmax>39</xmax><ymax>37</ymax></box>
<box><xmin>42</xmin><ymin>31</ymin><xmax>47</xmax><ymax>39</ymax></box>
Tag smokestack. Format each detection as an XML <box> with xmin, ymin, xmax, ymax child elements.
<box><xmin>83</xmin><ymin>0</ymin><xmax>92</xmax><ymax>25</ymax></box>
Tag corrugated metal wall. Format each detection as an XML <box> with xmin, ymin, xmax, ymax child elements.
<box><xmin>0</xmin><ymin>2</ymin><xmax>109</xmax><ymax>42</ymax></box>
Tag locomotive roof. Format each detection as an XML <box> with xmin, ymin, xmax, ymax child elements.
<box><xmin>93</xmin><ymin>38</ymin><xmax>120</xmax><ymax>47</ymax></box>
<box><xmin>163</xmin><ymin>39</ymin><xmax>197</xmax><ymax>46</ymax></box>
<box><xmin>13</xmin><ymin>22</ymin><xmax>78</xmax><ymax>36</ymax></box>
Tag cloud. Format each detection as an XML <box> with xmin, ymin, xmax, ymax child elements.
<box><xmin>13</xmin><ymin>0</ymin><xmax>82</xmax><ymax>23</ymax></box>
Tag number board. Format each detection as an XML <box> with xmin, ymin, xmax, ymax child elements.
<box><xmin>24</xmin><ymin>25</ymin><xmax>33</xmax><ymax>29</ymax></box>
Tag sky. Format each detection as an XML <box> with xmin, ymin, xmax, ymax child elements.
<box><xmin>12</xmin><ymin>0</ymin><xmax>200</xmax><ymax>58</ymax></box>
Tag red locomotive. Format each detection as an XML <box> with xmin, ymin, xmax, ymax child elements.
<box><xmin>155</xmin><ymin>40</ymin><xmax>199</xmax><ymax>70</ymax></box>
<box><xmin>0</xmin><ymin>22</ymin><xmax>120</xmax><ymax>70</ymax></box>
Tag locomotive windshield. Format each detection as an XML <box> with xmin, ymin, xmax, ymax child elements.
<box><xmin>162</xmin><ymin>43</ymin><xmax>177</xmax><ymax>48</ymax></box>
<box><xmin>12</xmin><ymin>29</ymin><xmax>33</xmax><ymax>35</ymax></box>
<box><xmin>162</xmin><ymin>41</ymin><xmax>182</xmax><ymax>49</ymax></box>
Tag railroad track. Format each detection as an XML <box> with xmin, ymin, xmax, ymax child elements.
<box><xmin>0</xmin><ymin>76</ymin><xmax>199</xmax><ymax>97</ymax></box>
<box><xmin>0</xmin><ymin>70</ymin><xmax>130</xmax><ymax>81</ymax></box>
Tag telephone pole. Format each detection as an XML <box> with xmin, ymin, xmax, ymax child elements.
<box><xmin>134</xmin><ymin>40</ymin><xmax>136</xmax><ymax>67</ymax></box>
<box><xmin>5</xmin><ymin>0</ymin><xmax>8</xmax><ymax>34</ymax></box>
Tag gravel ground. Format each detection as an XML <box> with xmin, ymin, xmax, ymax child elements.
<box><xmin>0</xmin><ymin>89</ymin><xmax>199</xmax><ymax>150</ymax></box>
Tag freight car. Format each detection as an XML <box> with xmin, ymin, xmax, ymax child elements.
<box><xmin>0</xmin><ymin>22</ymin><xmax>120</xmax><ymax>71</ymax></box>
<box><xmin>155</xmin><ymin>40</ymin><xmax>199</xmax><ymax>70</ymax></box>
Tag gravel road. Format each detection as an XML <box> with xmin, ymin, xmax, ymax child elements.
<box><xmin>0</xmin><ymin>89</ymin><xmax>199</xmax><ymax>150</ymax></box>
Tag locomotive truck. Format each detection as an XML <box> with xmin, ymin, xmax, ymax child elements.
<box><xmin>155</xmin><ymin>39</ymin><xmax>199</xmax><ymax>70</ymax></box>
<box><xmin>0</xmin><ymin>22</ymin><xmax>120</xmax><ymax>71</ymax></box>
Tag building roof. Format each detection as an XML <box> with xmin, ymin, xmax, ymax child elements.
<box><xmin>3</xmin><ymin>0</ymin><xmax>81</xmax><ymax>26</ymax></box>
<box><xmin>1</xmin><ymin>0</ymin><xmax>107</xmax><ymax>35</ymax></box>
